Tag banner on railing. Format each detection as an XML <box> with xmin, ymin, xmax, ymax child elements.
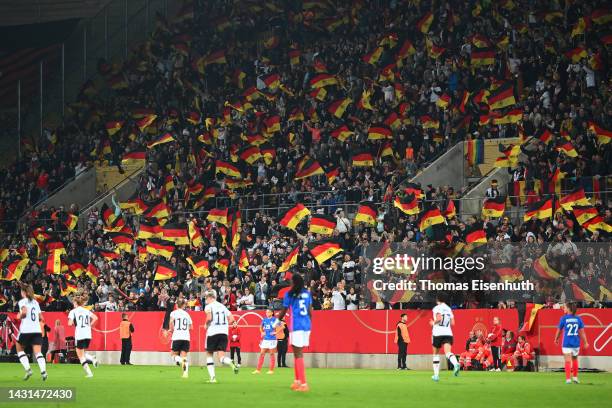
<box><xmin>2</xmin><ymin>309</ymin><xmax>609</xmax><ymax>356</ymax></box>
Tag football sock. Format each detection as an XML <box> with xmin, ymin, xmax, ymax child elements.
<box><xmin>221</xmin><ymin>356</ymin><xmax>233</xmax><ymax>366</ymax></box>
<box><xmin>257</xmin><ymin>354</ymin><xmax>265</xmax><ymax>371</ymax></box>
<box><xmin>17</xmin><ymin>352</ymin><xmax>31</xmax><ymax>371</ymax></box>
<box><xmin>85</xmin><ymin>353</ymin><xmax>95</xmax><ymax>364</ymax></box>
<box><xmin>293</xmin><ymin>362</ymin><xmax>299</xmax><ymax>381</ymax></box>
<box><xmin>174</xmin><ymin>355</ymin><xmax>182</xmax><ymax>365</ymax></box>
<box><xmin>35</xmin><ymin>353</ymin><xmax>46</xmax><ymax>373</ymax></box>
<box><xmin>269</xmin><ymin>354</ymin><xmax>275</xmax><ymax>371</ymax></box>
<box><xmin>433</xmin><ymin>356</ymin><xmax>440</xmax><ymax>377</ymax></box>
<box><xmin>295</xmin><ymin>357</ymin><xmax>306</xmax><ymax>384</ymax></box>
<box><xmin>206</xmin><ymin>357</ymin><xmax>215</xmax><ymax>379</ymax></box>
<box><xmin>572</xmin><ymin>359</ymin><xmax>578</xmax><ymax>377</ymax></box>
<box><xmin>564</xmin><ymin>361</ymin><xmax>571</xmax><ymax>380</ymax></box>
<box><xmin>446</xmin><ymin>352</ymin><xmax>459</xmax><ymax>369</ymax></box>
<box><xmin>183</xmin><ymin>359</ymin><xmax>189</xmax><ymax>374</ymax></box>
<box><xmin>81</xmin><ymin>359</ymin><xmax>92</xmax><ymax>376</ymax></box>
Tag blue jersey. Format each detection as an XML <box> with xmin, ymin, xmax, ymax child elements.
<box><xmin>261</xmin><ymin>317</ymin><xmax>279</xmax><ymax>340</ymax></box>
<box><xmin>558</xmin><ymin>314</ymin><xmax>584</xmax><ymax>348</ymax></box>
<box><xmin>282</xmin><ymin>289</ymin><xmax>312</xmax><ymax>332</ymax></box>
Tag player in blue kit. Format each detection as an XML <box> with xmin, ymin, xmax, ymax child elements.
<box><xmin>554</xmin><ymin>303</ymin><xmax>589</xmax><ymax>384</ymax></box>
<box><xmin>252</xmin><ymin>309</ymin><xmax>279</xmax><ymax>375</ymax></box>
<box><xmin>277</xmin><ymin>273</ymin><xmax>311</xmax><ymax>392</ymax></box>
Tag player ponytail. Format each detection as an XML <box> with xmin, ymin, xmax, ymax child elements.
<box><xmin>288</xmin><ymin>273</ymin><xmax>305</xmax><ymax>298</ymax></box>
<box><xmin>177</xmin><ymin>298</ymin><xmax>186</xmax><ymax>309</ymax></box>
<box><xmin>20</xmin><ymin>284</ymin><xmax>34</xmax><ymax>301</ymax></box>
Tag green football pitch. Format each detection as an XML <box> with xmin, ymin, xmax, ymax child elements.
<box><xmin>0</xmin><ymin>364</ymin><xmax>610</xmax><ymax>408</ymax></box>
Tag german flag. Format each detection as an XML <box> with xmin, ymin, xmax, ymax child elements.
<box><xmin>418</xmin><ymin>207</ymin><xmax>446</xmax><ymax>231</ymax></box>
<box><xmin>238</xmin><ymin>249</ymin><xmax>249</xmax><ymax>272</ymax></box>
<box><xmin>362</xmin><ymin>46</ymin><xmax>383</xmax><ymax>65</ymax></box>
<box><xmin>368</xmin><ymin>125</ymin><xmax>392</xmax><ymax>140</ymax></box>
<box><xmin>105</xmin><ymin>120</ymin><xmax>124</xmax><ymax>136</ymax></box>
<box><xmin>557</xmin><ymin>142</ymin><xmax>578</xmax><ymax>158</ymax></box>
<box><xmin>154</xmin><ymin>260</ymin><xmax>177</xmax><ymax>281</ymax></box>
<box><xmin>289</xmin><ymin>49</ymin><xmax>301</xmax><ymax>66</ymax></box>
<box><xmin>59</xmin><ymin>277</ymin><xmax>78</xmax><ymax>297</ymax></box>
<box><xmin>588</xmin><ymin>122</ymin><xmax>612</xmax><ymax>144</ymax></box>
<box><xmin>278</xmin><ymin>203</ymin><xmax>311</xmax><ymax>230</ymax></box>
<box><xmin>537</xmin><ymin>129</ymin><xmax>553</xmax><ymax>145</ymax></box>
<box><xmin>99</xmin><ymin>249</ymin><xmax>119</xmax><ymax>262</ymax></box>
<box><xmin>214</xmin><ymin>258</ymin><xmax>229</xmax><ymax>274</ymax></box>
<box><xmin>581</xmin><ymin>216</ymin><xmax>612</xmax><ymax>233</ymax></box>
<box><xmin>492</xmin><ymin>108</ymin><xmax>523</xmax><ymax>124</ymax></box>
<box><xmin>380</xmin><ymin>142</ymin><xmax>394</xmax><ymax>159</ymax></box>
<box><xmin>309</xmin><ymin>73</ymin><xmax>338</xmax><ymax>88</ymax></box>
<box><xmin>524</xmin><ymin>199</ymin><xmax>553</xmax><ymax>221</ymax></box>
<box><xmin>331</xmin><ymin>125</ymin><xmax>353</xmax><ymax>142</ymax></box>
<box><xmin>146</xmin><ymin>239</ymin><xmax>175</xmax><ymax>259</ymax></box>
<box><xmin>295</xmin><ymin>158</ymin><xmax>324</xmax><ymax>180</ymax></box>
<box><xmin>246</xmin><ymin>134</ymin><xmax>266</xmax><ymax>146</ymax></box>
<box><xmin>230</xmin><ymin>210</ymin><xmax>241</xmax><ymax>249</ymax></box>
<box><xmin>354</xmin><ymin>202</ymin><xmax>377</xmax><ymax>225</ymax></box>
<box><xmin>404</xmin><ymin>183</ymin><xmax>425</xmax><ymax>199</ymax></box>
<box><xmin>216</xmin><ymin>160</ymin><xmax>242</xmax><ymax>178</ymax></box>
<box><xmin>533</xmin><ymin>255</ymin><xmax>561</xmax><ymax>279</ymax></box>
<box><xmin>107</xmin><ymin>232</ymin><xmax>134</xmax><ymax>252</ymax></box>
<box><xmin>396</xmin><ymin>39</ymin><xmax>416</xmax><ymax>62</ymax></box>
<box><xmin>143</xmin><ymin>200</ymin><xmax>170</xmax><ymax>219</ymax></box>
<box><xmin>488</xmin><ymin>82</ymin><xmax>515</xmax><ymax>110</ymax></box>
<box><xmin>465</xmin><ymin>223</ymin><xmax>487</xmax><ymax>244</ymax></box>
<box><xmin>308</xmin><ymin>240</ymin><xmax>343</xmax><ymax>265</ymax></box>
<box><xmin>384</xmin><ymin>112</ymin><xmax>402</xmax><ymax>130</ymax></box>
<box><xmin>41</xmin><ymin>252</ymin><xmax>62</xmax><ymax>275</ymax></box>
<box><xmin>45</xmin><ymin>239</ymin><xmax>66</xmax><ymax>256</ymax></box>
<box><xmin>160</xmin><ymin>223</ymin><xmax>189</xmax><ymax>246</ymax></box>
<box><xmin>147</xmin><ymin>132</ymin><xmax>174</xmax><ymax>149</ymax></box>
<box><xmin>560</xmin><ymin>187</ymin><xmax>590</xmax><ymax>210</ymax></box>
<box><xmin>207</xmin><ymin>208</ymin><xmax>229</xmax><ymax>226</ymax></box>
<box><xmin>309</xmin><ymin>214</ymin><xmax>336</xmax><ymax>235</ymax></box>
<box><xmin>420</xmin><ymin>115</ymin><xmax>440</xmax><ymax>129</ymax></box>
<box><xmin>67</xmin><ymin>259</ymin><xmax>86</xmax><ymax>277</ymax></box>
<box><xmin>394</xmin><ymin>194</ymin><xmax>420</xmax><ymax>215</ymax></box>
<box><xmin>328</xmin><ymin>98</ymin><xmax>352</xmax><ymax>119</ymax></box>
<box><xmin>482</xmin><ymin>196</ymin><xmax>506</xmax><ymax>218</ymax></box>
<box><xmin>260</xmin><ymin>144</ymin><xmax>276</xmax><ymax>165</ymax></box>
<box><xmin>416</xmin><ymin>11</ymin><xmax>433</xmax><ymax>33</ymax></box>
<box><xmin>325</xmin><ymin>166</ymin><xmax>340</xmax><ymax>185</ymax></box>
<box><xmin>137</xmin><ymin>114</ymin><xmax>157</xmax><ymax>132</ymax></box>
<box><xmin>471</xmin><ymin>48</ymin><xmax>495</xmax><ymax>66</ymax></box>
<box><xmin>52</xmin><ymin>211</ymin><xmax>78</xmax><ymax>230</ymax></box>
<box><xmin>3</xmin><ymin>259</ymin><xmax>29</xmax><ymax>280</ymax></box>
<box><xmin>264</xmin><ymin>115</ymin><xmax>281</xmax><ymax>134</ymax></box>
<box><xmin>564</xmin><ymin>46</ymin><xmax>587</xmax><ymax>63</ymax></box>
<box><xmin>122</xmin><ymin>150</ymin><xmax>146</xmax><ymax>165</ymax></box>
<box><xmin>186</xmin><ymin>256</ymin><xmax>210</xmax><ymax>277</ymax></box>
<box><xmin>85</xmin><ymin>263</ymin><xmax>100</xmax><ymax>283</ymax></box>
<box><xmin>494</xmin><ymin>265</ymin><xmax>524</xmax><ymax>282</ymax></box>
<box><xmin>288</xmin><ymin>108</ymin><xmax>304</xmax><ymax>122</ymax></box>
<box><xmin>458</xmin><ymin>90</ymin><xmax>471</xmax><ymax>113</ymax></box>
<box><xmin>309</xmin><ymin>87</ymin><xmax>327</xmax><ymax>101</ymax></box>
<box><xmin>262</xmin><ymin>73</ymin><xmax>280</xmax><ymax>89</ymax></box>
<box><xmin>278</xmin><ymin>246</ymin><xmax>300</xmax><ymax>273</ymax></box>
<box><xmin>436</xmin><ymin>94</ymin><xmax>451</xmax><ymax>109</ymax></box>
<box><xmin>188</xmin><ymin>219</ymin><xmax>203</xmax><ymax>248</ymax></box>
<box><xmin>204</xmin><ymin>50</ymin><xmax>227</xmax><ymax>65</ymax></box>
<box><xmin>570</xmin><ymin>283</ymin><xmax>594</xmax><ymax>302</ymax></box>
<box><xmin>572</xmin><ymin>206</ymin><xmax>598</xmax><ymax>225</ymax></box>
<box><xmin>239</xmin><ymin>146</ymin><xmax>262</xmax><ymax>165</ymax></box>
<box><xmin>444</xmin><ymin>199</ymin><xmax>456</xmax><ymax>219</ymax></box>
<box><xmin>138</xmin><ymin>218</ymin><xmax>161</xmax><ymax>239</ymax></box>
<box><xmin>352</xmin><ymin>151</ymin><xmax>374</xmax><ymax>167</ymax></box>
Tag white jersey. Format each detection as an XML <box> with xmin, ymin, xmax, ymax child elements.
<box><xmin>204</xmin><ymin>301</ymin><xmax>231</xmax><ymax>337</ymax></box>
<box><xmin>18</xmin><ymin>298</ymin><xmax>42</xmax><ymax>334</ymax></box>
<box><xmin>170</xmin><ymin>309</ymin><xmax>192</xmax><ymax>341</ymax></box>
<box><xmin>68</xmin><ymin>306</ymin><xmax>94</xmax><ymax>340</ymax></box>
<box><xmin>432</xmin><ymin>303</ymin><xmax>454</xmax><ymax>337</ymax></box>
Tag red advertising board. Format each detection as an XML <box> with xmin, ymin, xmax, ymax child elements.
<box><xmin>2</xmin><ymin>309</ymin><xmax>610</xmax><ymax>356</ymax></box>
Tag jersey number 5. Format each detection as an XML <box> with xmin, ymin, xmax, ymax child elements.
<box><xmin>298</xmin><ymin>299</ymin><xmax>308</xmax><ymax>316</ymax></box>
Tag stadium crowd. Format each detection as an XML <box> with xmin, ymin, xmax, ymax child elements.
<box><xmin>0</xmin><ymin>0</ymin><xmax>610</xmax><ymax>313</ymax></box>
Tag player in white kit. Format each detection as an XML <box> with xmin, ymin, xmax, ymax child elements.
<box><xmin>16</xmin><ymin>284</ymin><xmax>48</xmax><ymax>381</ymax></box>
<box><xmin>68</xmin><ymin>292</ymin><xmax>99</xmax><ymax>378</ymax></box>
<box><xmin>169</xmin><ymin>299</ymin><xmax>193</xmax><ymax>378</ymax></box>
<box><xmin>204</xmin><ymin>290</ymin><xmax>238</xmax><ymax>383</ymax></box>
<box><xmin>430</xmin><ymin>294</ymin><xmax>460</xmax><ymax>381</ymax></box>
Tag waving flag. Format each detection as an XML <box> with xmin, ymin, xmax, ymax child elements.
<box><xmin>309</xmin><ymin>214</ymin><xmax>336</xmax><ymax>235</ymax></box>
<box><xmin>533</xmin><ymin>255</ymin><xmax>561</xmax><ymax>279</ymax></box>
<box><xmin>354</xmin><ymin>202</ymin><xmax>377</xmax><ymax>225</ymax></box>
<box><xmin>278</xmin><ymin>204</ymin><xmax>311</xmax><ymax>230</ymax></box>
<box><xmin>279</xmin><ymin>246</ymin><xmax>300</xmax><ymax>273</ymax></box>
<box><xmin>154</xmin><ymin>260</ymin><xmax>177</xmax><ymax>281</ymax></box>
<box><xmin>394</xmin><ymin>194</ymin><xmax>420</xmax><ymax>215</ymax></box>
<box><xmin>307</xmin><ymin>240</ymin><xmax>343</xmax><ymax>265</ymax></box>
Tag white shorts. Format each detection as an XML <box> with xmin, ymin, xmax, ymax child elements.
<box><xmin>562</xmin><ymin>347</ymin><xmax>580</xmax><ymax>357</ymax></box>
<box><xmin>260</xmin><ymin>339</ymin><xmax>278</xmax><ymax>350</ymax></box>
<box><xmin>290</xmin><ymin>330</ymin><xmax>310</xmax><ymax>348</ymax></box>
